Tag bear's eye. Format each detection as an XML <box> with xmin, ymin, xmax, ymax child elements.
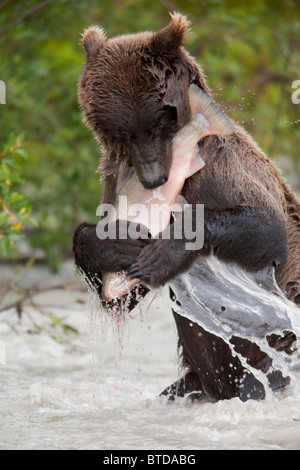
<box><xmin>119</xmin><ymin>130</ymin><xmax>129</xmax><ymax>141</ymax></box>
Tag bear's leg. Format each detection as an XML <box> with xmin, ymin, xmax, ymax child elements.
<box><xmin>73</xmin><ymin>223</ymin><xmax>150</xmax><ymax>312</ymax></box>
<box><xmin>171</xmin><ymin>312</ymin><xmax>265</xmax><ymax>402</ymax></box>
<box><xmin>160</xmin><ymin>370</ymin><xmax>206</xmax><ymax>402</ymax></box>
<box><xmin>230</xmin><ymin>335</ymin><xmax>291</xmax><ymax>392</ymax></box>
<box><xmin>169</xmin><ymin>312</ymin><xmax>291</xmax><ymax>402</ymax></box>
<box><xmin>73</xmin><ymin>222</ymin><xmax>151</xmax><ymax>277</ymax></box>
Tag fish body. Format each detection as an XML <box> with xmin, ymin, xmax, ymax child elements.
<box><xmin>102</xmin><ymin>85</ymin><xmax>236</xmax><ymax>301</ymax></box>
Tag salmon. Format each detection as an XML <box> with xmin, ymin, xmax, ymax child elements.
<box><xmin>102</xmin><ymin>85</ymin><xmax>236</xmax><ymax>301</ymax></box>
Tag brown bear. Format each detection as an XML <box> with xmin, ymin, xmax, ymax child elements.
<box><xmin>73</xmin><ymin>13</ymin><xmax>300</xmax><ymax>402</ymax></box>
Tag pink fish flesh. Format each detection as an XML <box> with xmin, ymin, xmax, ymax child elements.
<box><xmin>102</xmin><ymin>85</ymin><xmax>236</xmax><ymax>301</ymax></box>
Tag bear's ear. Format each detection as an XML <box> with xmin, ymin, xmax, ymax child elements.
<box><xmin>149</xmin><ymin>12</ymin><xmax>190</xmax><ymax>57</ymax></box>
<box><xmin>81</xmin><ymin>26</ymin><xmax>106</xmax><ymax>56</ymax></box>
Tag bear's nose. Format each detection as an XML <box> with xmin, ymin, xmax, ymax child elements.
<box><xmin>141</xmin><ymin>174</ymin><xmax>168</xmax><ymax>189</ymax></box>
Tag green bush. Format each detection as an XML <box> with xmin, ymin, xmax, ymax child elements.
<box><xmin>0</xmin><ymin>133</ymin><xmax>37</xmax><ymax>256</ymax></box>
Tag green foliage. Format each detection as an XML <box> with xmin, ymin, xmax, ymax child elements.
<box><xmin>0</xmin><ymin>133</ymin><xmax>37</xmax><ymax>256</ymax></box>
<box><xmin>0</xmin><ymin>0</ymin><xmax>299</xmax><ymax>265</ymax></box>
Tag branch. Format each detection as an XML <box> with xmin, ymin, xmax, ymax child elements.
<box><xmin>0</xmin><ymin>280</ymin><xmax>84</xmax><ymax>315</ymax></box>
<box><xmin>0</xmin><ymin>0</ymin><xmax>12</xmax><ymax>10</ymax></box>
<box><xmin>0</xmin><ymin>0</ymin><xmax>55</xmax><ymax>35</ymax></box>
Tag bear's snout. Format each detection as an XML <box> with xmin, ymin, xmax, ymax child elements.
<box><xmin>140</xmin><ymin>173</ymin><xmax>168</xmax><ymax>189</ymax></box>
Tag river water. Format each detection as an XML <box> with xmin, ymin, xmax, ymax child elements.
<box><xmin>0</xmin><ymin>262</ymin><xmax>300</xmax><ymax>450</ymax></box>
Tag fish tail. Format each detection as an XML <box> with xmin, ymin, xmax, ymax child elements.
<box><xmin>189</xmin><ymin>84</ymin><xmax>236</xmax><ymax>135</ymax></box>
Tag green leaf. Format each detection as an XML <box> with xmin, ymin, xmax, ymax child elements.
<box><xmin>0</xmin><ymin>212</ymin><xmax>10</xmax><ymax>226</ymax></box>
<box><xmin>0</xmin><ymin>167</ymin><xmax>10</xmax><ymax>181</ymax></box>
<box><xmin>14</xmin><ymin>148</ymin><xmax>29</xmax><ymax>160</ymax></box>
<box><xmin>8</xmin><ymin>191</ymin><xmax>25</xmax><ymax>204</ymax></box>
<box><xmin>63</xmin><ymin>324</ymin><xmax>79</xmax><ymax>335</ymax></box>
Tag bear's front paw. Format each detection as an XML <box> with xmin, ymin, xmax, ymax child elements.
<box><xmin>127</xmin><ymin>242</ymin><xmax>172</xmax><ymax>288</ymax></box>
<box><xmin>127</xmin><ymin>237</ymin><xmax>198</xmax><ymax>288</ymax></box>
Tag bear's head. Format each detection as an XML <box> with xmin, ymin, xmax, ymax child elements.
<box><xmin>78</xmin><ymin>13</ymin><xmax>209</xmax><ymax>189</ymax></box>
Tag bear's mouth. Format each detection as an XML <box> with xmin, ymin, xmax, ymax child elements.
<box><xmin>125</xmin><ymin>155</ymin><xmax>133</xmax><ymax>167</ymax></box>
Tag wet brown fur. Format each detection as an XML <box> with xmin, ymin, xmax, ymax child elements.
<box><xmin>78</xmin><ymin>13</ymin><xmax>300</xmax><ymax>305</ymax></box>
<box><xmin>75</xmin><ymin>14</ymin><xmax>300</xmax><ymax>401</ymax></box>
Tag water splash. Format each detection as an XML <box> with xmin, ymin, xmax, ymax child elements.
<box><xmin>82</xmin><ymin>268</ymin><xmax>153</xmax><ymax>403</ymax></box>
<box><xmin>77</xmin><ymin>250</ymin><xmax>300</xmax><ymax>403</ymax></box>
<box><xmin>169</xmin><ymin>254</ymin><xmax>300</xmax><ymax>398</ymax></box>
